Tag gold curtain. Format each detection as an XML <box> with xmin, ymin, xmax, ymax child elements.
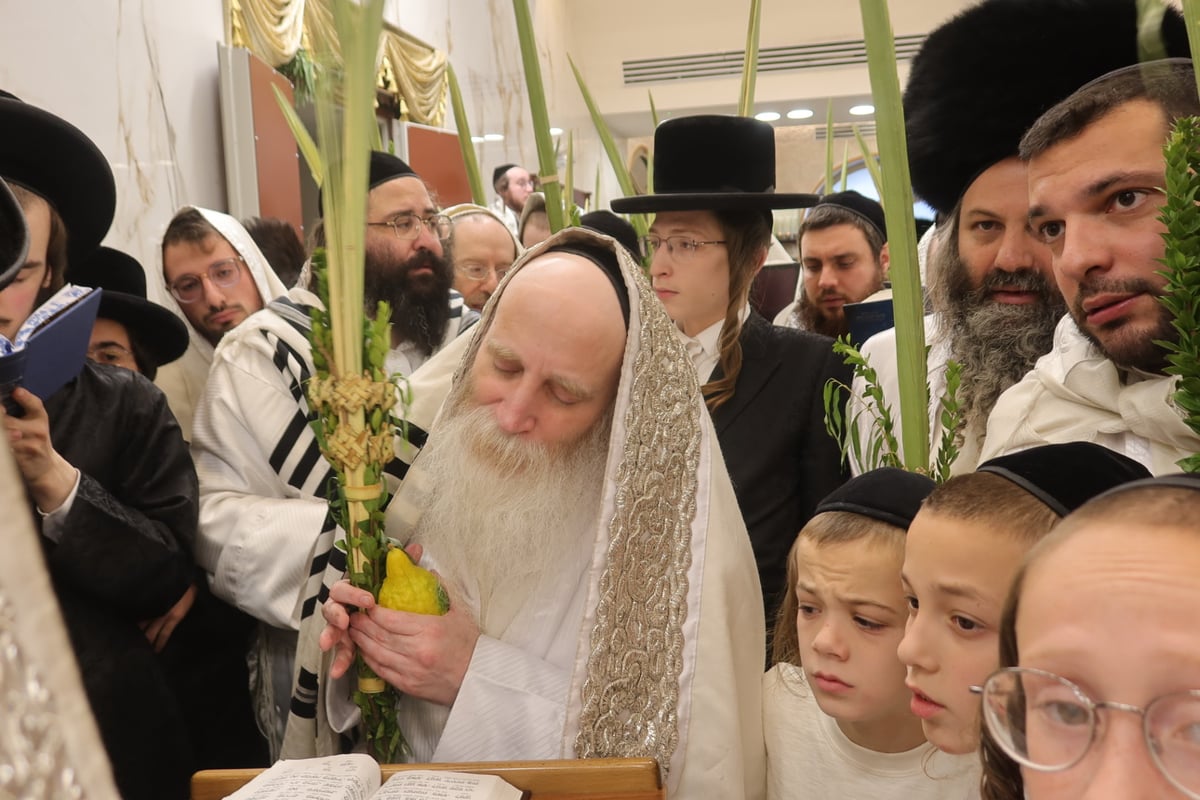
<box><xmin>229</xmin><ymin>0</ymin><xmax>305</xmax><ymax>68</ymax></box>
<box><xmin>231</xmin><ymin>0</ymin><xmax>448</xmax><ymax>127</ymax></box>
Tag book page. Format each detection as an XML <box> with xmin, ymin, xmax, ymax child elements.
<box><xmin>223</xmin><ymin>754</ymin><xmax>381</xmax><ymax>800</ymax></box>
<box><xmin>375</xmin><ymin>770</ymin><xmax>523</xmax><ymax>800</ymax></box>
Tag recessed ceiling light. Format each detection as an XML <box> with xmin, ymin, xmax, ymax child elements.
<box><xmin>849</xmin><ymin>104</ymin><xmax>875</xmax><ymax>116</ymax></box>
<box><xmin>483</xmin><ymin>133</ymin><xmax>505</xmax><ymax>142</ymax></box>
<box><xmin>786</xmin><ymin>108</ymin><xmax>815</xmax><ymax>120</ymax></box>
<box><xmin>754</xmin><ymin>111</ymin><xmax>781</xmax><ymax>122</ymax></box>
<box><xmin>549</xmin><ymin>127</ymin><xmax>563</xmax><ymax>136</ymax></box>
<box><xmin>470</xmin><ymin>136</ymin><xmax>485</xmax><ymax>143</ymax></box>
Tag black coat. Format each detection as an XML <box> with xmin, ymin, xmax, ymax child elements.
<box><xmin>708</xmin><ymin>313</ymin><xmax>850</xmax><ymax>629</ymax></box>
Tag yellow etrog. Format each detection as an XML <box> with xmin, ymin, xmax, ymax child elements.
<box><xmin>378</xmin><ymin>547</ymin><xmax>449</xmax><ymax>615</ymax></box>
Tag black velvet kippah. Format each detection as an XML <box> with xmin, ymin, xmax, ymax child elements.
<box><xmin>579</xmin><ymin>211</ymin><xmax>640</xmax><ymax>260</ymax></box>
<box><xmin>976</xmin><ymin>442</ymin><xmax>1151</xmax><ymax>517</ymax></box>
<box><xmin>814</xmin><ymin>467</ymin><xmax>936</xmax><ymax>530</ymax></box>
<box><xmin>1085</xmin><ymin>472</ymin><xmax>1200</xmax><ymax>505</ymax></box>
<box><xmin>492</xmin><ymin>163</ymin><xmax>518</xmax><ymax>186</ymax></box>
<box><xmin>369</xmin><ymin>151</ymin><xmax>417</xmax><ymax>189</ymax></box>
<box><xmin>815</xmin><ymin>190</ymin><xmax>887</xmax><ymax>241</ymax></box>
<box><xmin>545</xmin><ymin>242</ymin><xmax>631</xmax><ymax>330</ymax></box>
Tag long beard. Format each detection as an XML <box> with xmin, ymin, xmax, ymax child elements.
<box><xmin>409</xmin><ymin>402</ymin><xmax>612</xmax><ymax>633</ymax></box>
<box><xmin>363</xmin><ymin>243</ymin><xmax>453</xmax><ymax>357</ymax></box>
<box><xmin>939</xmin><ymin>247</ymin><xmax>1065</xmax><ymax>440</ymax></box>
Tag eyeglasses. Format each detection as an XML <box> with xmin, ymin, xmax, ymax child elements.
<box><xmin>367</xmin><ymin>213</ymin><xmax>452</xmax><ymax>241</ymax></box>
<box><xmin>974</xmin><ymin>667</ymin><xmax>1200</xmax><ymax>798</ymax></box>
<box><xmin>168</xmin><ymin>258</ymin><xmax>245</xmax><ymax>304</ymax></box>
<box><xmin>87</xmin><ymin>343</ymin><xmax>137</xmax><ymax>367</ymax></box>
<box><xmin>640</xmin><ymin>234</ymin><xmax>726</xmax><ymax>263</ymax></box>
<box><xmin>454</xmin><ymin>263</ymin><xmax>510</xmax><ymax>282</ymax></box>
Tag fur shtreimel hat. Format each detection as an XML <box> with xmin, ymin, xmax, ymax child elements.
<box><xmin>68</xmin><ymin>246</ymin><xmax>189</xmax><ymax>369</ymax></box>
<box><xmin>610</xmin><ymin>115</ymin><xmax>818</xmax><ymax>214</ymax></box>
<box><xmin>0</xmin><ymin>90</ymin><xmax>115</xmax><ymax>268</ymax></box>
<box><xmin>814</xmin><ymin>467</ymin><xmax>936</xmax><ymax>530</ymax></box>
<box><xmin>904</xmin><ymin>0</ymin><xmax>1189</xmax><ymax>216</ymax></box>
<box><xmin>977</xmin><ymin>442</ymin><xmax>1151</xmax><ymax>518</ymax></box>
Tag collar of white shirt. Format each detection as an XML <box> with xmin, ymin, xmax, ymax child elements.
<box><xmin>676</xmin><ymin>304</ymin><xmax>751</xmax><ymax>381</ymax></box>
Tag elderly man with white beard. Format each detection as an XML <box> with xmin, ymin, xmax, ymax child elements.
<box><xmin>309</xmin><ymin>228</ymin><xmax>767</xmax><ymax>799</ymax></box>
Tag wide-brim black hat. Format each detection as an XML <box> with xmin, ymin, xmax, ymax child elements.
<box><xmin>977</xmin><ymin>442</ymin><xmax>1151</xmax><ymax>517</ymax></box>
<box><xmin>0</xmin><ymin>90</ymin><xmax>116</xmax><ymax>267</ymax></box>
<box><xmin>0</xmin><ymin>179</ymin><xmax>29</xmax><ymax>291</ymax></box>
<box><xmin>68</xmin><ymin>246</ymin><xmax>188</xmax><ymax>368</ymax></box>
<box><xmin>904</xmin><ymin>0</ymin><xmax>1189</xmax><ymax>216</ymax></box>
<box><xmin>611</xmin><ymin>115</ymin><xmax>818</xmax><ymax>214</ymax></box>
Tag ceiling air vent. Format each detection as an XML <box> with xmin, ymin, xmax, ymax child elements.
<box><xmin>622</xmin><ymin>34</ymin><xmax>925</xmax><ymax>85</ymax></box>
<box><xmin>816</xmin><ymin>122</ymin><xmax>878</xmax><ymax>140</ymax></box>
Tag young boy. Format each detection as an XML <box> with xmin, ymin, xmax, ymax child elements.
<box><xmin>766</xmin><ymin>468</ymin><xmax>978</xmax><ymax>799</ymax></box>
<box><xmin>898</xmin><ymin>443</ymin><xmax>1150</xmax><ymax>759</ymax></box>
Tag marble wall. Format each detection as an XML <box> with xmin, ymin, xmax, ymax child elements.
<box><xmin>0</xmin><ymin>0</ymin><xmax>226</xmax><ymax>302</ymax></box>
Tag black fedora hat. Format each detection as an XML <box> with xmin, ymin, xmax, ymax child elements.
<box><xmin>904</xmin><ymin>0</ymin><xmax>1189</xmax><ymax>216</ymax></box>
<box><xmin>68</xmin><ymin>246</ymin><xmax>189</xmax><ymax>369</ymax></box>
<box><xmin>0</xmin><ymin>179</ymin><xmax>29</xmax><ymax>291</ymax></box>
<box><xmin>0</xmin><ymin>90</ymin><xmax>116</xmax><ymax>267</ymax></box>
<box><xmin>610</xmin><ymin>115</ymin><xmax>818</xmax><ymax>214</ymax></box>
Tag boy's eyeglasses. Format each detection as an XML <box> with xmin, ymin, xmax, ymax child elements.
<box><xmin>640</xmin><ymin>234</ymin><xmax>726</xmax><ymax>263</ymax></box>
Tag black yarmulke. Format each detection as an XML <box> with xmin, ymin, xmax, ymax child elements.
<box><xmin>814</xmin><ymin>190</ymin><xmax>887</xmax><ymax>240</ymax></box>
<box><xmin>904</xmin><ymin>0</ymin><xmax>1189</xmax><ymax>216</ymax></box>
<box><xmin>492</xmin><ymin>163</ymin><xmax>518</xmax><ymax>186</ymax></box>
<box><xmin>579</xmin><ymin>210</ymin><xmax>640</xmax><ymax>259</ymax></box>
<box><xmin>814</xmin><ymin>467</ymin><xmax>936</xmax><ymax>530</ymax></box>
<box><xmin>977</xmin><ymin>442</ymin><xmax>1152</xmax><ymax>517</ymax></box>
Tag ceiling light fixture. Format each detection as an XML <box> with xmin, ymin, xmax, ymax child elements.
<box><xmin>754</xmin><ymin>111</ymin><xmax>781</xmax><ymax>122</ymax></box>
<box><xmin>483</xmin><ymin>133</ymin><xmax>505</xmax><ymax>142</ymax></box>
<box><xmin>786</xmin><ymin>108</ymin><xmax>815</xmax><ymax>120</ymax></box>
<box><xmin>848</xmin><ymin>104</ymin><xmax>875</xmax><ymax>116</ymax></box>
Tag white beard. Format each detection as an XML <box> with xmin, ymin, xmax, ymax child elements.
<box><xmin>409</xmin><ymin>402</ymin><xmax>612</xmax><ymax>635</ymax></box>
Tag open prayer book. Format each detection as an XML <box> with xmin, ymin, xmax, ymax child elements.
<box><xmin>222</xmin><ymin>754</ymin><xmax>526</xmax><ymax>800</ymax></box>
<box><xmin>0</xmin><ymin>284</ymin><xmax>99</xmax><ymax>412</ymax></box>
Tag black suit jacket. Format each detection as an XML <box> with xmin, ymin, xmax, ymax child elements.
<box><xmin>708</xmin><ymin>313</ymin><xmax>851</xmax><ymax>628</ymax></box>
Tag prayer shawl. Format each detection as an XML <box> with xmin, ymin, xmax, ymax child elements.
<box><xmin>282</xmin><ymin>229</ymin><xmax>767</xmax><ymax>800</ymax></box>
<box><xmin>192</xmin><ymin>285</ymin><xmax>475</xmax><ymax>758</ymax></box>
<box><xmin>155</xmin><ymin>206</ymin><xmax>290</xmax><ymax>440</ymax></box>
<box><xmin>980</xmin><ymin>315</ymin><xmax>1200</xmax><ymax>475</ymax></box>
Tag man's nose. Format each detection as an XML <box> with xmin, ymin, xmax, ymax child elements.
<box><xmin>1055</xmin><ymin>218</ymin><xmax>1113</xmax><ymax>286</ymax></box>
<box><xmin>202</xmin><ymin>274</ymin><xmax>226</xmax><ymax>308</ymax></box>
<box><xmin>493</xmin><ymin>384</ymin><xmax>536</xmax><ymax>436</ymax></box>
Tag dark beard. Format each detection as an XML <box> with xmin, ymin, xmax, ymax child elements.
<box><xmin>1070</xmin><ymin>276</ymin><xmax>1175</xmax><ymax>372</ymax></box>
<box><xmin>797</xmin><ymin>290</ymin><xmax>850</xmax><ymax>338</ymax></box>
<box><xmin>364</xmin><ymin>244</ymin><xmax>453</xmax><ymax>358</ymax></box>
<box><xmin>939</xmin><ymin>244</ymin><xmax>1066</xmax><ymax>441</ymax></box>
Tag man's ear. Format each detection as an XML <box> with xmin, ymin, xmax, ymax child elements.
<box><xmin>879</xmin><ymin>242</ymin><xmax>890</xmax><ymax>279</ymax></box>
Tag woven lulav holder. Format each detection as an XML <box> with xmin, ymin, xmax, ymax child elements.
<box><xmin>307</xmin><ymin>373</ymin><xmax>397</xmax><ymax>695</ymax></box>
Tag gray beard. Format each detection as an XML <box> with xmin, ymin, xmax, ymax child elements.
<box><xmin>408</xmin><ymin>402</ymin><xmax>612</xmax><ymax>633</ymax></box>
<box><xmin>936</xmin><ymin>247</ymin><xmax>1066</xmax><ymax>443</ymax></box>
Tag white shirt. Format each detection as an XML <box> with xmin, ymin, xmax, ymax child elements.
<box><xmin>677</xmin><ymin>305</ymin><xmax>751</xmax><ymax>383</ymax></box>
<box><xmin>764</xmin><ymin>664</ymin><xmax>980</xmax><ymax>800</ymax></box>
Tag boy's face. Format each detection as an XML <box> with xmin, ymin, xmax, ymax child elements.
<box><xmin>793</xmin><ymin>536</ymin><xmax>922</xmax><ymax>751</ymax></box>
<box><xmin>897</xmin><ymin>508</ymin><xmax>1027</xmax><ymax>754</ymax></box>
